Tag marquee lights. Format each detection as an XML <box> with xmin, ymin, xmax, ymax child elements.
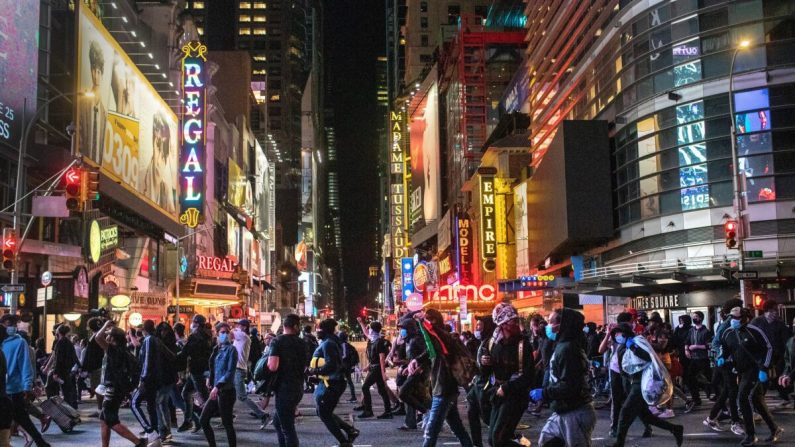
<box><xmin>179</xmin><ymin>41</ymin><xmax>207</xmax><ymax>228</ymax></box>
<box><xmin>479</xmin><ymin>170</ymin><xmax>497</xmax><ymax>271</ymax></box>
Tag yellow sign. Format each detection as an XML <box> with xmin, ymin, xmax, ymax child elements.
<box><xmin>102</xmin><ymin>112</ymin><xmax>140</xmax><ymax>186</ymax></box>
<box><xmin>88</xmin><ymin>220</ymin><xmax>101</xmax><ymax>263</ymax></box>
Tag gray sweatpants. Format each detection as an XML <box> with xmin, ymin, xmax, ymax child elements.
<box><xmin>538</xmin><ymin>403</ymin><xmax>596</xmax><ymax>447</ymax></box>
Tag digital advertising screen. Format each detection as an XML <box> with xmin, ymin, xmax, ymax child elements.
<box><xmin>76</xmin><ymin>4</ymin><xmax>179</xmax><ymax>220</ymax></box>
<box><xmin>0</xmin><ymin>0</ymin><xmax>40</xmax><ymax>146</ymax></box>
<box><xmin>409</xmin><ymin>82</ymin><xmax>441</xmax><ymax>230</ymax></box>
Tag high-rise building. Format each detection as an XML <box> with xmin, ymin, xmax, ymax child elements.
<box><xmin>518</xmin><ymin>0</ymin><xmax>795</xmax><ymax>313</ymax></box>
<box><xmin>403</xmin><ymin>0</ymin><xmax>492</xmax><ymax>86</ymax></box>
<box><xmin>385</xmin><ymin>0</ymin><xmax>407</xmax><ymax>101</ymax></box>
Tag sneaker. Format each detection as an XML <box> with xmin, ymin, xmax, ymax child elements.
<box><xmin>642</xmin><ymin>426</ymin><xmax>653</xmax><ymax>438</ymax></box>
<box><xmin>684</xmin><ymin>400</ymin><xmax>695</xmax><ymax>413</ymax></box>
<box><xmin>740</xmin><ymin>435</ymin><xmax>757</xmax><ymax>446</ymax></box>
<box><xmin>376</xmin><ymin>412</ymin><xmax>393</xmax><ymax>419</ymax></box>
<box><xmin>731</xmin><ymin>423</ymin><xmax>746</xmax><ymax>436</ymax></box>
<box><xmin>764</xmin><ymin>427</ymin><xmax>783</xmax><ymax>443</ymax></box>
<box><xmin>703</xmin><ymin>417</ymin><xmax>725</xmax><ymax>432</ymax></box>
<box><xmin>658</xmin><ymin>409</ymin><xmax>675</xmax><ymax>419</ymax></box>
<box><xmin>177</xmin><ymin>422</ymin><xmax>193</xmax><ymax>433</ymax></box>
<box><xmin>348</xmin><ymin>397</ymin><xmax>358</xmax><ymax>403</ymax></box>
<box><xmin>358</xmin><ymin>410</ymin><xmax>374</xmax><ymax>418</ymax></box>
<box><xmin>191</xmin><ymin>423</ymin><xmax>202</xmax><ymax>434</ymax></box>
<box><xmin>147</xmin><ymin>434</ymin><xmax>162</xmax><ymax>447</ymax></box>
<box><xmin>397</xmin><ymin>425</ymin><xmax>417</xmax><ymax>431</ymax></box>
<box><xmin>649</xmin><ymin>405</ymin><xmax>660</xmax><ymax>415</ymax></box>
<box><xmin>259</xmin><ymin>413</ymin><xmax>271</xmax><ymax>430</ymax></box>
<box><xmin>347</xmin><ymin>428</ymin><xmax>360</xmax><ymax>444</ymax></box>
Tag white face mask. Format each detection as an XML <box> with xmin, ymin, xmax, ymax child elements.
<box><xmin>369</xmin><ymin>330</ymin><xmax>380</xmax><ymax>341</ymax></box>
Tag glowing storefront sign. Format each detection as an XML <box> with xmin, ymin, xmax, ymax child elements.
<box><xmin>429</xmin><ymin>284</ymin><xmax>496</xmax><ymax>303</ymax></box>
<box><xmin>457</xmin><ymin>216</ymin><xmax>472</xmax><ymax>283</ymax></box>
<box><xmin>196</xmin><ymin>255</ymin><xmax>238</xmax><ymax>279</ymax></box>
<box><xmin>390</xmin><ymin>110</ymin><xmax>410</xmax><ymax>269</ymax></box>
<box><xmin>179</xmin><ymin>41</ymin><xmax>207</xmax><ymax>228</ymax></box>
<box><xmin>401</xmin><ymin>257</ymin><xmax>414</xmax><ymax>301</ymax></box>
<box><xmin>479</xmin><ymin>172</ymin><xmax>497</xmax><ymax>271</ymax></box>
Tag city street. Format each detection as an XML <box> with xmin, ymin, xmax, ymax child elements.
<box><xmin>11</xmin><ymin>390</ymin><xmax>795</xmax><ymax>446</ymax></box>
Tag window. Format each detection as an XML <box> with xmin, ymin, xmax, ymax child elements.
<box><xmin>673</xmin><ymin>60</ymin><xmax>702</xmax><ymax>87</ymax></box>
<box><xmin>254</xmin><ymin>15</ymin><xmax>266</xmax><ymax>22</ymax></box>
<box><xmin>239</xmin><ymin>28</ymin><xmax>251</xmax><ymax>35</ymax></box>
<box><xmin>253</xmin><ymin>2</ymin><xmax>267</xmax><ymax>8</ymax></box>
<box><xmin>253</xmin><ymin>27</ymin><xmax>267</xmax><ymax>35</ymax></box>
<box><xmin>734</xmin><ymin>88</ymin><xmax>769</xmax><ymax>112</ymax></box>
<box><xmin>239</xmin><ymin>1</ymin><xmax>251</xmax><ymax>9</ymax></box>
<box><xmin>252</xmin><ymin>69</ymin><xmax>267</xmax><ymax>75</ymax></box>
<box><xmin>421</xmin><ymin>35</ymin><xmax>429</xmax><ymax>47</ymax></box>
<box><xmin>474</xmin><ymin>6</ymin><xmax>488</xmax><ymax>18</ymax></box>
<box><xmin>735</xmin><ymin>110</ymin><xmax>771</xmax><ymax>134</ymax></box>
<box><xmin>420</xmin><ymin>1</ymin><xmax>428</xmax><ymax>13</ymax></box>
<box><xmin>270</xmin><ymin>94</ymin><xmax>280</xmax><ymax>102</ymax></box>
<box><xmin>193</xmin><ymin>1</ymin><xmax>205</xmax><ymax>8</ymax></box>
<box><xmin>419</xmin><ymin>54</ymin><xmax>432</xmax><ymax>63</ymax></box>
<box><xmin>197</xmin><ymin>27</ymin><xmax>204</xmax><ymax>35</ymax></box>
<box><xmin>448</xmin><ymin>5</ymin><xmax>460</xmax><ymax>25</ymax></box>
<box><xmin>239</xmin><ymin>15</ymin><xmax>251</xmax><ymax>22</ymax></box>
<box><xmin>253</xmin><ymin>55</ymin><xmax>267</xmax><ymax>62</ymax></box>
<box><xmin>421</xmin><ymin>17</ymin><xmax>428</xmax><ymax>29</ymax></box>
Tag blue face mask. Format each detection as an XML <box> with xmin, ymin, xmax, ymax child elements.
<box><xmin>218</xmin><ymin>333</ymin><xmax>229</xmax><ymax>344</ymax></box>
<box><xmin>545</xmin><ymin>325</ymin><xmax>557</xmax><ymax>341</ymax></box>
<box><xmin>5</xmin><ymin>326</ymin><xmax>17</xmax><ymax>337</ymax></box>
<box><xmin>730</xmin><ymin>319</ymin><xmax>742</xmax><ymax>330</ymax></box>
<box><xmin>399</xmin><ymin>328</ymin><xmax>408</xmax><ymax>338</ymax></box>
<box><xmin>474</xmin><ymin>330</ymin><xmax>482</xmax><ymax>340</ymax></box>
<box><xmin>615</xmin><ymin>334</ymin><xmax>626</xmax><ymax>345</ymax></box>
<box><xmin>583</xmin><ymin>326</ymin><xmax>590</xmax><ymax>334</ymax></box>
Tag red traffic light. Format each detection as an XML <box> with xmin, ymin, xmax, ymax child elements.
<box><xmin>2</xmin><ymin>228</ymin><xmax>17</xmax><ymax>270</ymax></box>
<box><xmin>65</xmin><ymin>169</ymin><xmax>81</xmax><ymax>185</ymax></box>
<box><xmin>752</xmin><ymin>292</ymin><xmax>765</xmax><ymax>309</ymax></box>
<box><xmin>724</xmin><ymin>221</ymin><xmax>737</xmax><ymax>232</ymax></box>
<box><xmin>724</xmin><ymin>219</ymin><xmax>738</xmax><ymax>249</ymax></box>
<box><xmin>361</xmin><ymin>308</ymin><xmax>367</xmax><ymax>317</ymax></box>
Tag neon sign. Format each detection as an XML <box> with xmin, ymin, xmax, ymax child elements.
<box><xmin>457</xmin><ymin>215</ymin><xmax>472</xmax><ymax>283</ymax></box>
<box><xmin>429</xmin><ymin>284</ymin><xmax>496</xmax><ymax>303</ymax></box>
<box><xmin>390</xmin><ymin>110</ymin><xmax>410</xmax><ymax>269</ymax></box>
<box><xmin>479</xmin><ymin>170</ymin><xmax>497</xmax><ymax>271</ymax></box>
<box><xmin>196</xmin><ymin>255</ymin><xmax>238</xmax><ymax>279</ymax></box>
<box><xmin>179</xmin><ymin>41</ymin><xmax>207</xmax><ymax>228</ymax></box>
<box><xmin>401</xmin><ymin>258</ymin><xmax>414</xmax><ymax>301</ymax></box>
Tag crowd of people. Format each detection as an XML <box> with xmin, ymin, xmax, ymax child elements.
<box><xmin>0</xmin><ymin>296</ymin><xmax>793</xmax><ymax>447</ymax></box>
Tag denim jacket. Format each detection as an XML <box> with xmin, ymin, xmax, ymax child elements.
<box><xmin>209</xmin><ymin>343</ymin><xmax>238</xmax><ymax>389</ymax></box>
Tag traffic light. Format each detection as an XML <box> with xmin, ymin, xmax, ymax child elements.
<box><xmin>64</xmin><ymin>168</ymin><xmax>83</xmax><ymax>211</ymax></box>
<box><xmin>752</xmin><ymin>291</ymin><xmax>766</xmax><ymax>310</ymax></box>
<box><xmin>84</xmin><ymin>168</ymin><xmax>99</xmax><ymax>203</ymax></box>
<box><xmin>724</xmin><ymin>219</ymin><xmax>738</xmax><ymax>249</ymax></box>
<box><xmin>360</xmin><ymin>307</ymin><xmax>367</xmax><ymax>317</ymax></box>
<box><xmin>2</xmin><ymin>228</ymin><xmax>17</xmax><ymax>270</ymax></box>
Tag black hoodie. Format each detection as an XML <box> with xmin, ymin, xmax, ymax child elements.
<box><xmin>542</xmin><ymin>308</ymin><xmax>592</xmax><ymax>414</ymax></box>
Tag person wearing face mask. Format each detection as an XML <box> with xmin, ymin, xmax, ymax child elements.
<box><xmin>779</xmin><ymin>320</ymin><xmax>795</xmax><ymax>409</ymax></box>
<box><xmin>199</xmin><ymin>323</ymin><xmax>238</xmax><ymax>447</ymax></box>
<box><xmin>467</xmin><ymin>316</ymin><xmax>496</xmax><ymax>447</ymax></box>
<box><xmin>1</xmin><ymin>314</ymin><xmax>50</xmax><ymax>447</ymax></box>
<box><xmin>337</xmin><ymin>331</ymin><xmax>359</xmax><ymax>403</ymax></box>
<box><xmin>703</xmin><ymin>299</ymin><xmax>745</xmax><ymax>435</ymax></box>
<box><xmin>751</xmin><ymin>300</ymin><xmax>791</xmax><ymax>403</ymax></box>
<box><xmin>396</xmin><ymin>314</ymin><xmax>430</xmax><ymax>432</ymax></box>
<box><xmin>354</xmin><ymin>317</ymin><xmax>392</xmax><ymax>419</ymax></box>
<box><xmin>177</xmin><ymin>314</ymin><xmax>212</xmax><ymax>433</ymax></box>
<box><xmin>719</xmin><ymin>307</ymin><xmax>780</xmax><ymax>445</ymax></box>
<box><xmin>608</xmin><ymin>323</ymin><xmax>683</xmax><ymax>447</ymax></box>
<box><xmin>533</xmin><ymin>308</ymin><xmax>595</xmax><ymax>447</ymax></box>
<box><xmin>308</xmin><ymin>319</ymin><xmax>359</xmax><ymax>447</ymax></box>
<box><xmin>93</xmin><ymin>319</ymin><xmax>147</xmax><ymax>447</ymax></box>
<box><xmin>684</xmin><ymin>311</ymin><xmax>712</xmax><ymax>407</ymax></box>
<box><xmin>482</xmin><ymin>303</ymin><xmax>534</xmax><ymax>447</ymax></box>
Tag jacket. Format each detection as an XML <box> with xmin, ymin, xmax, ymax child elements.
<box><xmin>209</xmin><ymin>343</ymin><xmax>238</xmax><ymax>389</ymax></box>
<box><xmin>721</xmin><ymin>324</ymin><xmax>772</xmax><ymax>373</ymax></box>
<box><xmin>783</xmin><ymin>335</ymin><xmax>795</xmax><ymax>381</ymax></box>
<box><xmin>138</xmin><ymin>335</ymin><xmax>164</xmax><ymax>386</ymax></box>
<box><xmin>180</xmin><ymin>329</ymin><xmax>213</xmax><ymax>375</ymax></box>
<box><xmin>542</xmin><ymin>308</ymin><xmax>591</xmax><ymax>413</ymax></box>
<box><xmin>2</xmin><ymin>334</ymin><xmax>34</xmax><ymax>394</ymax></box>
<box><xmin>53</xmin><ymin>337</ymin><xmax>78</xmax><ymax>378</ymax></box>
<box><xmin>312</xmin><ymin>334</ymin><xmax>344</xmax><ymax>381</ymax></box>
<box><xmin>750</xmin><ymin>316</ymin><xmax>790</xmax><ymax>365</ymax></box>
<box><xmin>488</xmin><ymin>334</ymin><xmax>535</xmax><ymax>397</ymax></box>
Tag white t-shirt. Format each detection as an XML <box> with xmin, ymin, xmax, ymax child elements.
<box><xmin>232</xmin><ymin>329</ymin><xmax>251</xmax><ymax>370</ymax></box>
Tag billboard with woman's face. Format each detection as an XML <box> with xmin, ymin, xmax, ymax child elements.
<box><xmin>409</xmin><ymin>82</ymin><xmax>441</xmax><ymax>231</ymax></box>
<box><xmin>76</xmin><ymin>4</ymin><xmax>179</xmax><ymax>220</ymax></box>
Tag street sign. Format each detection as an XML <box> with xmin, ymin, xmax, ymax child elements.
<box><xmin>41</xmin><ymin>271</ymin><xmax>52</xmax><ymax>287</ymax></box>
<box><xmin>744</xmin><ymin>250</ymin><xmax>763</xmax><ymax>258</ymax></box>
<box><xmin>732</xmin><ymin>270</ymin><xmax>758</xmax><ymax>280</ymax></box>
<box><xmin>36</xmin><ymin>286</ymin><xmax>54</xmax><ymax>307</ymax></box>
<box><xmin>0</xmin><ymin>284</ymin><xmax>24</xmax><ymax>293</ymax></box>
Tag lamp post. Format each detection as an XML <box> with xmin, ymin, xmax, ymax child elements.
<box><xmin>728</xmin><ymin>40</ymin><xmax>751</xmax><ymax>306</ymax></box>
<box><xmin>172</xmin><ymin>225</ymin><xmax>212</xmax><ymax>323</ymax></box>
<box><xmin>10</xmin><ymin>91</ymin><xmax>88</xmax><ymax>313</ymax></box>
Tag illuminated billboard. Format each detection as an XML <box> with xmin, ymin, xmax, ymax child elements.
<box><xmin>76</xmin><ymin>4</ymin><xmax>179</xmax><ymax>220</ymax></box>
<box><xmin>179</xmin><ymin>41</ymin><xmax>207</xmax><ymax>228</ymax></box>
<box><xmin>0</xmin><ymin>0</ymin><xmax>39</xmax><ymax>146</ymax></box>
<box><xmin>409</xmin><ymin>82</ymin><xmax>441</xmax><ymax>231</ymax></box>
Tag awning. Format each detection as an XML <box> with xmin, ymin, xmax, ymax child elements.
<box><xmin>175</xmin><ymin>278</ymin><xmax>241</xmax><ymax>308</ymax></box>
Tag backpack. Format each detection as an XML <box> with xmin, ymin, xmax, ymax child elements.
<box><xmin>121</xmin><ymin>350</ymin><xmax>141</xmax><ymax>392</ymax></box>
<box><xmin>342</xmin><ymin>342</ymin><xmax>360</xmax><ymax>369</ymax></box>
<box><xmin>253</xmin><ymin>355</ymin><xmax>270</xmax><ymax>381</ymax></box>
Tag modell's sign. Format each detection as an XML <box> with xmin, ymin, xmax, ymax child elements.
<box><xmin>429</xmin><ymin>284</ymin><xmax>496</xmax><ymax>303</ymax></box>
<box><xmin>196</xmin><ymin>255</ymin><xmax>238</xmax><ymax>279</ymax></box>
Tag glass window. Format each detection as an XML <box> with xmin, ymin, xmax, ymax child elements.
<box><xmin>671</xmin><ymin>14</ymin><xmax>699</xmax><ymax>42</ymax></box>
<box><xmin>677</xmin><ymin>121</ymin><xmax>705</xmax><ymax>145</ymax></box>
<box><xmin>700</xmin><ymin>8</ymin><xmax>728</xmax><ymax>32</ymax></box>
<box><xmin>740</xmin><ymin>153</ymin><xmax>774</xmax><ymax>178</ymax></box>
<box><xmin>746</xmin><ymin>176</ymin><xmax>776</xmax><ymax>202</ymax></box>
<box><xmin>737</xmin><ymin>132</ymin><xmax>772</xmax><ymax>155</ymax></box>
<box><xmin>194</xmin><ymin>1</ymin><xmax>205</xmax><ymax>8</ymax></box>
<box><xmin>673</xmin><ymin>37</ymin><xmax>700</xmax><ymax>63</ymax></box>
<box><xmin>704</xmin><ymin>95</ymin><xmax>729</xmax><ymax>118</ymax></box>
<box><xmin>777</xmin><ymin>175</ymin><xmax>795</xmax><ymax>199</ymax></box>
<box><xmin>661</xmin><ymin>169</ymin><xmax>678</xmax><ymax>190</ymax></box>
<box><xmin>735</xmin><ymin>109</ymin><xmax>771</xmax><ymax>134</ymax></box>
<box><xmin>676</xmin><ymin>100</ymin><xmax>704</xmax><ymax>124</ymax></box>
<box><xmin>707</xmin><ymin>138</ymin><xmax>732</xmax><ymax>159</ymax></box>
<box><xmin>660</xmin><ymin>190</ymin><xmax>681</xmax><ymax>213</ymax></box>
<box><xmin>680</xmin><ymin>163</ymin><xmax>709</xmax><ymax>210</ymax></box>
<box><xmin>239</xmin><ymin>1</ymin><xmax>251</xmax><ymax>8</ymax></box>
<box><xmin>673</xmin><ymin>60</ymin><xmax>702</xmax><ymax>87</ymax></box>
<box><xmin>708</xmin><ymin>158</ymin><xmax>732</xmax><ymax>181</ymax></box>
<box><xmin>771</xmin><ymin>107</ymin><xmax>795</xmax><ymax>129</ymax></box>
<box><xmin>774</xmin><ymin>152</ymin><xmax>795</xmax><ymax>173</ymax></box>
<box><xmin>637</xmin><ymin>116</ymin><xmax>658</xmax><ymax>138</ymax></box>
<box><xmin>679</xmin><ymin>143</ymin><xmax>707</xmax><ymax>166</ymax></box>
<box><xmin>253</xmin><ymin>15</ymin><xmax>267</xmax><ymax>22</ymax></box>
<box><xmin>421</xmin><ymin>35</ymin><xmax>429</xmax><ymax>47</ymax></box>
<box><xmin>253</xmin><ymin>28</ymin><xmax>266</xmax><ymax>35</ymax></box>
<box><xmin>239</xmin><ymin>28</ymin><xmax>251</xmax><ymax>35</ymax></box>
<box><xmin>639</xmin><ymin>155</ymin><xmax>660</xmax><ymax>176</ymax></box>
<box><xmin>239</xmin><ymin>15</ymin><xmax>251</xmax><ymax>22</ymax></box>
<box><xmin>641</xmin><ymin>191</ymin><xmax>659</xmax><ymax>218</ymax></box>
<box><xmin>710</xmin><ymin>181</ymin><xmax>733</xmax><ymax>206</ymax></box>
<box><xmin>702</xmin><ymin>52</ymin><xmax>731</xmax><ymax>79</ymax></box>
<box><xmin>420</xmin><ymin>1</ymin><xmax>428</xmax><ymax>13</ymax></box>
<box><xmin>661</xmin><ymin>148</ymin><xmax>680</xmax><ymax>170</ymax></box>
<box><xmin>654</xmin><ymin>70</ymin><xmax>673</xmax><ymax>93</ymax></box>
<box><xmin>421</xmin><ymin>17</ymin><xmax>428</xmax><ymax>28</ymax></box>
<box><xmin>638</xmin><ymin>136</ymin><xmax>658</xmax><ymax>157</ymax></box>
<box><xmin>773</xmin><ymin>129</ymin><xmax>795</xmax><ymax>152</ymax></box>
<box><xmin>253</xmin><ymin>2</ymin><xmax>267</xmax><ymax>8</ymax></box>
<box><xmin>448</xmin><ymin>5</ymin><xmax>460</xmax><ymax>25</ymax></box>
<box><xmin>701</xmin><ymin>31</ymin><xmax>730</xmax><ymax>55</ymax></box>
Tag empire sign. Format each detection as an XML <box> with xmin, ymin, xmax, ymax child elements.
<box><xmin>479</xmin><ymin>170</ymin><xmax>497</xmax><ymax>271</ymax></box>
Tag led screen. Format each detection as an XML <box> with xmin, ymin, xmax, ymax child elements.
<box><xmin>409</xmin><ymin>82</ymin><xmax>441</xmax><ymax>230</ymax></box>
<box><xmin>734</xmin><ymin>88</ymin><xmax>769</xmax><ymax>112</ymax></box>
<box><xmin>735</xmin><ymin>110</ymin><xmax>771</xmax><ymax>134</ymax></box>
<box><xmin>676</xmin><ymin>101</ymin><xmax>704</xmax><ymax>124</ymax></box>
<box><xmin>0</xmin><ymin>0</ymin><xmax>40</xmax><ymax>146</ymax></box>
<box><xmin>737</xmin><ymin>132</ymin><xmax>772</xmax><ymax>156</ymax></box>
<box><xmin>740</xmin><ymin>154</ymin><xmax>775</xmax><ymax>202</ymax></box>
<box><xmin>674</xmin><ymin>60</ymin><xmax>701</xmax><ymax>87</ymax></box>
<box><xmin>680</xmin><ymin>162</ymin><xmax>710</xmax><ymax>211</ymax></box>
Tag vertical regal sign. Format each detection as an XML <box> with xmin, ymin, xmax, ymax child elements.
<box><xmin>179</xmin><ymin>41</ymin><xmax>207</xmax><ymax>228</ymax></box>
<box><xmin>479</xmin><ymin>168</ymin><xmax>497</xmax><ymax>271</ymax></box>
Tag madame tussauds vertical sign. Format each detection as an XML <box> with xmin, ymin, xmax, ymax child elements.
<box><xmin>390</xmin><ymin>109</ymin><xmax>410</xmax><ymax>269</ymax></box>
<box><xmin>179</xmin><ymin>41</ymin><xmax>207</xmax><ymax>228</ymax></box>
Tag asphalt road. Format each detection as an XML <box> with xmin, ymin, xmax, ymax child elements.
<box><xmin>11</xmin><ymin>387</ymin><xmax>795</xmax><ymax>446</ymax></box>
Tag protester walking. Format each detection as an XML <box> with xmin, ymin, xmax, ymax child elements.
<box><xmin>199</xmin><ymin>322</ymin><xmax>238</xmax><ymax>447</ymax></box>
<box><xmin>355</xmin><ymin>317</ymin><xmax>393</xmax><ymax>419</ymax></box>
<box><xmin>268</xmin><ymin>314</ymin><xmax>307</xmax><ymax>447</ymax></box>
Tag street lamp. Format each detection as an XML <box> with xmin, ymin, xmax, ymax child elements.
<box><xmin>172</xmin><ymin>225</ymin><xmax>213</xmax><ymax>322</ymax></box>
<box><xmin>728</xmin><ymin>39</ymin><xmax>751</xmax><ymax>306</ymax></box>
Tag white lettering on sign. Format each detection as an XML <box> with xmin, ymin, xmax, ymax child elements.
<box><xmin>197</xmin><ymin>255</ymin><xmax>237</xmax><ymax>273</ymax></box>
<box><xmin>429</xmin><ymin>284</ymin><xmax>496</xmax><ymax>303</ymax></box>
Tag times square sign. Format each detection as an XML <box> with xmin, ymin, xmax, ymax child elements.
<box><xmin>179</xmin><ymin>41</ymin><xmax>207</xmax><ymax>228</ymax></box>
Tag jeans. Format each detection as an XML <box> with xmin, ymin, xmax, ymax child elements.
<box><xmin>273</xmin><ymin>387</ymin><xmax>303</xmax><ymax>447</ymax></box>
<box><xmin>157</xmin><ymin>383</ymin><xmax>198</xmax><ymax>436</ymax></box>
<box><xmin>685</xmin><ymin>358</ymin><xmax>711</xmax><ymax>402</ymax></box>
<box><xmin>315</xmin><ymin>380</ymin><xmax>355</xmax><ymax>444</ymax></box>
<box><xmin>131</xmin><ymin>383</ymin><xmax>159</xmax><ymax>434</ymax></box>
<box><xmin>423</xmin><ymin>393</ymin><xmax>474</xmax><ymax>447</ymax></box>
<box><xmin>609</xmin><ymin>370</ymin><xmax>625</xmax><ymax>432</ymax></box>
<box><xmin>11</xmin><ymin>393</ymin><xmax>48</xmax><ymax>447</ymax></box>
<box><xmin>344</xmin><ymin>370</ymin><xmax>357</xmax><ymax>400</ymax></box>
<box><xmin>708</xmin><ymin>367</ymin><xmax>740</xmax><ymax>423</ymax></box>
<box><xmin>182</xmin><ymin>371</ymin><xmax>210</xmax><ymax>424</ymax></box>
<box><xmin>466</xmin><ymin>384</ymin><xmax>491</xmax><ymax>447</ymax></box>
<box><xmin>361</xmin><ymin>366</ymin><xmax>391</xmax><ymax>413</ymax></box>
<box><xmin>199</xmin><ymin>387</ymin><xmax>236</xmax><ymax>447</ymax></box>
<box><xmin>235</xmin><ymin>368</ymin><xmax>264</xmax><ymax>418</ymax></box>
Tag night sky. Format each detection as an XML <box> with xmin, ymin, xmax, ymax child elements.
<box><xmin>325</xmin><ymin>1</ymin><xmax>386</xmax><ymax>314</ymax></box>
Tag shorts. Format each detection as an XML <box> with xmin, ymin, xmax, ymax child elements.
<box><xmin>539</xmin><ymin>404</ymin><xmax>596</xmax><ymax>447</ymax></box>
<box><xmin>99</xmin><ymin>386</ymin><xmax>124</xmax><ymax>427</ymax></box>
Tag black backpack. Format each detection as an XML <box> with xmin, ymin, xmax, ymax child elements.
<box><xmin>342</xmin><ymin>342</ymin><xmax>359</xmax><ymax>369</ymax></box>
